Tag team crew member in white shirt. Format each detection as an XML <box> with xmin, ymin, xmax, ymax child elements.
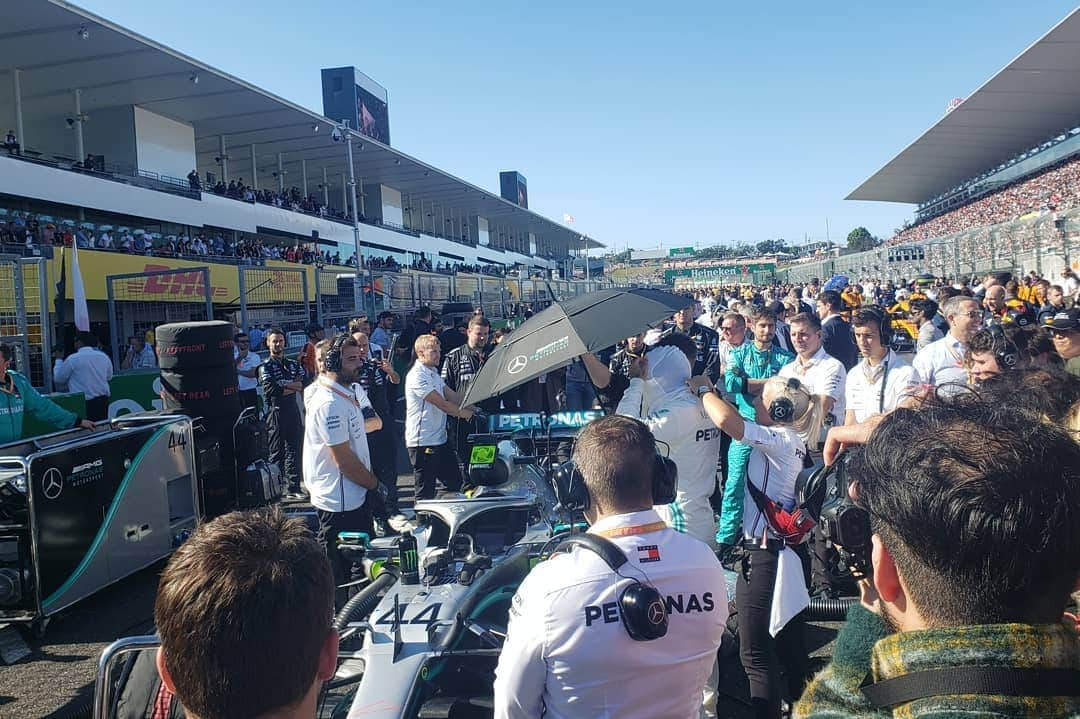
<box><xmin>405</xmin><ymin>334</ymin><xmax>474</xmax><ymax>501</ymax></box>
<box><xmin>54</xmin><ymin>331</ymin><xmax>113</xmax><ymax>420</ymax></box>
<box><xmin>234</xmin><ymin>332</ymin><xmax>262</xmax><ymax>410</ymax></box>
<box><xmin>844</xmin><ymin>307</ymin><xmax>920</xmax><ymax>424</ymax></box>
<box><xmin>689</xmin><ymin>375</ymin><xmax>826</xmax><ymax>719</ymax></box>
<box><xmin>494</xmin><ymin>415</ymin><xmax>726</xmax><ymax>719</ymax></box>
<box><xmin>302</xmin><ymin>335</ymin><xmax>382</xmax><ymax>606</ymax></box>
<box><xmin>913</xmin><ymin>295</ymin><xmax>983</xmax><ymax>389</ymax></box>
<box><xmin>777</xmin><ymin>313</ymin><xmax>846</xmax><ymax>448</ymax></box>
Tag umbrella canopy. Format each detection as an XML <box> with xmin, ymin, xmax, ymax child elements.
<box><xmin>823</xmin><ymin>274</ymin><xmax>849</xmax><ymax>292</ymax></box>
<box><xmin>460</xmin><ymin>288</ymin><xmax>689</xmax><ymax>407</ymax></box>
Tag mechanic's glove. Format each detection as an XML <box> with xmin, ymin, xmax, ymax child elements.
<box><xmin>375</xmin><ymin>482</ymin><xmax>390</xmax><ymax>502</ymax></box>
<box><xmin>717</xmin><ymin>542</ymin><xmax>738</xmax><ymax>568</ymax></box>
<box><xmin>727</xmin><ymin>366</ymin><xmax>747</xmax><ymax>395</ymax></box>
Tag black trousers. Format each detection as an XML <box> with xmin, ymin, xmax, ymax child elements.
<box><xmin>316</xmin><ymin>503</ymin><xmax>374</xmax><ymax>608</ymax></box>
<box><xmin>408</xmin><ymin>443</ymin><xmax>462</xmax><ymax>501</ymax></box>
<box><xmin>736</xmin><ymin>542</ymin><xmax>811</xmax><ymax>708</ymax></box>
<box><xmin>85</xmin><ymin>395</ymin><xmax>110</xmax><ymax>422</ymax></box>
<box><xmin>367</xmin><ymin>424</ymin><xmax>399</xmax><ymax>516</ymax></box>
<box><xmin>266</xmin><ymin>406</ymin><xmax>302</xmax><ymax>491</ymax></box>
<box><xmin>238</xmin><ymin>388</ymin><xmax>258</xmax><ymax>411</ymax></box>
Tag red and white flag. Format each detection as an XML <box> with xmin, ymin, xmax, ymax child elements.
<box><xmin>563</xmin><ymin>213</ymin><xmax>575</xmax><ymax>225</ymax></box>
<box><xmin>70</xmin><ymin>241</ymin><xmax>89</xmax><ymax>331</ymax></box>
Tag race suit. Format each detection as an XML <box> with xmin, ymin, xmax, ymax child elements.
<box><xmin>259</xmin><ymin>355</ymin><xmax>305</xmax><ymax>491</ymax></box>
<box><xmin>718</xmin><ymin>343</ymin><xmax>793</xmax><ymax>546</ymax></box>
<box><xmin>0</xmin><ymin>370</ymin><xmax>79</xmax><ymax>444</ymax></box>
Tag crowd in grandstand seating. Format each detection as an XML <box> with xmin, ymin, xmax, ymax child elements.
<box><xmin>889</xmin><ymin>154</ymin><xmax>1080</xmax><ymax>246</ymax></box>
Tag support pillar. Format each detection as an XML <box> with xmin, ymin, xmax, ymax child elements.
<box><xmin>219</xmin><ymin>135</ymin><xmax>228</xmax><ymax>183</ymax></box>
<box><xmin>73</xmin><ymin>89</ymin><xmax>85</xmax><ymax>163</ymax></box>
<box><xmin>12</xmin><ymin>69</ymin><xmax>24</xmax><ymax>154</ymax></box>
<box><xmin>301</xmin><ymin>159</ymin><xmax>308</xmax><ymax>197</ymax></box>
<box><xmin>250</xmin><ymin>145</ymin><xmax>258</xmax><ymax>190</ymax></box>
<box><xmin>341</xmin><ymin>172</ymin><xmax>348</xmax><ymax>212</ymax></box>
<box><xmin>322</xmin><ymin>167</ymin><xmax>329</xmax><ymax>207</ymax></box>
<box><xmin>277</xmin><ymin>152</ymin><xmax>284</xmax><ymax>192</ymax></box>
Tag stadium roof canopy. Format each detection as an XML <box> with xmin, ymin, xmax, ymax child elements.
<box><xmin>848</xmin><ymin>8</ymin><xmax>1080</xmax><ymax>205</ymax></box>
<box><xmin>0</xmin><ymin>0</ymin><xmax>602</xmax><ymax>250</ymax></box>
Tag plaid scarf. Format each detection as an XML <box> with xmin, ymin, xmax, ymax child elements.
<box><xmin>796</xmin><ymin>605</ymin><xmax>1080</xmax><ymax>719</ymax></box>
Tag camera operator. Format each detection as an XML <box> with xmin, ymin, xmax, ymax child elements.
<box><xmin>690</xmin><ymin>374</ymin><xmax>828</xmax><ymax>719</ymax></box>
<box><xmin>350</xmin><ymin>331</ymin><xmax>403</xmax><ymax>533</ymax></box>
<box><xmin>302</xmin><ymin>335</ymin><xmax>382</xmax><ymax>606</ymax></box>
<box><xmin>796</xmin><ymin>396</ymin><xmax>1080</xmax><ymax>718</ymax></box>
<box><xmin>405</xmin><ymin>335</ymin><xmax>475</xmax><ymax>500</ymax></box>
<box><xmin>493</xmin><ymin>415</ymin><xmax>727</xmax><ymax>719</ymax></box>
<box><xmin>154</xmin><ymin>509</ymin><xmax>337</xmax><ymax>719</ymax></box>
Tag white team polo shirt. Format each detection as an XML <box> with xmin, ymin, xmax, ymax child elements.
<box><xmin>234</xmin><ymin>349</ymin><xmax>261</xmax><ymax>392</ymax></box>
<box><xmin>844</xmin><ymin>350</ymin><xmax>921</xmax><ymax>423</ymax></box>
<box><xmin>912</xmin><ymin>333</ymin><xmax>968</xmax><ymax>389</ymax></box>
<box><xmin>405</xmin><ymin>361</ymin><xmax>448</xmax><ymax>447</ymax></box>
<box><xmin>302</xmin><ymin>379</ymin><xmax>372</xmax><ymax>512</ymax></box>
<box><xmin>778</xmin><ymin>346</ymin><xmax>847</xmax><ymax>436</ymax></box>
<box><xmin>740</xmin><ymin>422</ymin><xmax>806</xmax><ymax>542</ymax></box>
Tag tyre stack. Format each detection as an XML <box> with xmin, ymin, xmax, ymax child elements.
<box><xmin>156</xmin><ymin>321</ymin><xmax>242</xmax><ymax>515</ymax></box>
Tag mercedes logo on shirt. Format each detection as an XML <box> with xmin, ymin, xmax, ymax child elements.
<box><xmin>42</xmin><ymin>467</ymin><xmax>64</xmax><ymax>500</ymax></box>
<box><xmin>648</xmin><ymin>600</ymin><xmax>666</xmax><ymax>626</ymax></box>
<box><xmin>507</xmin><ymin>355</ymin><xmax>528</xmax><ymax>375</ymax></box>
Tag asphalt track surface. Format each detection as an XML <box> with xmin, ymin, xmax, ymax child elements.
<box><xmin>2</xmin><ymin>416</ymin><xmax>841</xmax><ymax>718</ymax></box>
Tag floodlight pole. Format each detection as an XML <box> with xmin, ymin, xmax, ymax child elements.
<box><xmin>341</xmin><ymin>120</ymin><xmax>363</xmax><ymax>271</ymax></box>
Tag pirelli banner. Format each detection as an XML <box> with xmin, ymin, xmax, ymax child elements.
<box><xmin>663</xmin><ymin>263</ymin><xmax>776</xmax><ymax>286</ymax></box>
<box><xmin>48</xmin><ymin>250</ymin><xmax>357</xmax><ymax>308</ymax></box>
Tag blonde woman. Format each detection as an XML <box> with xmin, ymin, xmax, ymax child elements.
<box><xmin>687</xmin><ymin>374</ymin><xmax>827</xmax><ymax>719</ymax></box>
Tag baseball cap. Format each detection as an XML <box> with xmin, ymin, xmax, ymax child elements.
<box><xmin>1048</xmin><ymin>307</ymin><xmax>1080</xmax><ymax>330</ymax></box>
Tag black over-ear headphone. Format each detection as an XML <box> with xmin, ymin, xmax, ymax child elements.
<box><xmin>768</xmin><ymin>377</ymin><xmax>802</xmax><ymax>423</ymax></box>
<box><xmin>986</xmin><ymin>323</ymin><xmax>1020</xmax><ymax>370</ymax></box>
<box><xmin>557</xmin><ymin>533</ymin><xmax>669</xmax><ymax>641</ymax></box>
<box><xmin>323</xmin><ymin>333</ymin><xmax>350</xmax><ymax>373</ymax></box>
<box><xmin>849</xmin><ymin>305</ymin><xmax>893</xmax><ymax>349</ymax></box>
<box><xmin>549</xmin><ymin>452</ymin><xmax>677</xmax><ymax>514</ymax></box>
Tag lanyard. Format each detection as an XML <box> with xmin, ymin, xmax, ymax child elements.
<box><xmin>318</xmin><ymin>378</ymin><xmax>360</xmax><ymax>408</ymax></box>
<box><xmin>593</xmin><ymin>521</ymin><xmax>667</xmax><ymax>538</ymax></box>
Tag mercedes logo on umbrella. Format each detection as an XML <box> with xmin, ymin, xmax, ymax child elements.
<box><xmin>648</xmin><ymin>600</ymin><xmax>666</xmax><ymax>626</ymax></box>
<box><xmin>42</xmin><ymin>467</ymin><xmax>64</xmax><ymax>500</ymax></box>
<box><xmin>507</xmin><ymin>355</ymin><xmax>528</xmax><ymax>375</ymax></box>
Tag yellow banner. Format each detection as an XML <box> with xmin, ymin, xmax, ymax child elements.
<box><xmin>49</xmin><ymin>250</ymin><xmax>357</xmax><ymax>307</ymax></box>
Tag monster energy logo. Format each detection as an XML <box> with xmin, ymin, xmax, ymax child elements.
<box><xmin>401</xmin><ymin>549</ymin><xmax>418</xmax><ymax>572</ymax></box>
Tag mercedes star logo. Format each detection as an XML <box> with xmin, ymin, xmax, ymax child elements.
<box><xmin>507</xmin><ymin>354</ymin><xmax>528</xmax><ymax>375</ymax></box>
<box><xmin>42</xmin><ymin>467</ymin><xmax>64</xmax><ymax>500</ymax></box>
<box><xmin>648</xmin><ymin>600</ymin><xmax>666</xmax><ymax>626</ymax></box>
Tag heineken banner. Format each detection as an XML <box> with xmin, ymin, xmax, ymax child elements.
<box><xmin>664</xmin><ymin>263</ymin><xmax>776</xmax><ymax>283</ymax></box>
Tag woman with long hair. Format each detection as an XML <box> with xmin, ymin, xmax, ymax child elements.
<box><xmin>688</xmin><ymin>374</ymin><xmax>827</xmax><ymax>719</ymax></box>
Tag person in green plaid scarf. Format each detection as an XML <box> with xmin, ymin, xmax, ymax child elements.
<box><xmin>797</xmin><ymin>394</ymin><xmax>1080</xmax><ymax>719</ymax></box>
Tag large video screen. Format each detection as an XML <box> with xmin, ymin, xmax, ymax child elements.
<box><xmin>356</xmin><ymin>86</ymin><xmax>390</xmax><ymax>145</ymax></box>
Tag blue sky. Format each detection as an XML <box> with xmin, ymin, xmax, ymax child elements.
<box><xmin>78</xmin><ymin>0</ymin><xmax>1079</xmax><ymax>252</ymax></box>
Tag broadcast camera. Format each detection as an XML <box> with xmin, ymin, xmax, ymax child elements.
<box><xmin>796</xmin><ymin>451</ymin><xmax>873</xmax><ymax>579</ymax></box>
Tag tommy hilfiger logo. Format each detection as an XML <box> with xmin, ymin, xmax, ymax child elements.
<box><xmin>637</xmin><ymin>545</ymin><xmax>661</xmax><ymax>563</ymax></box>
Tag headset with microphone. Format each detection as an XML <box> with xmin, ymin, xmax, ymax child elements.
<box><xmin>322</xmin><ymin>333</ymin><xmax>351</xmax><ymax>373</ymax></box>
<box><xmin>767</xmin><ymin>377</ymin><xmax>803</xmax><ymax>423</ymax></box>
<box><xmin>547</xmin><ymin>449</ymin><xmax>678</xmax><ymax>641</ymax></box>
<box><xmin>986</xmin><ymin>323</ymin><xmax>1020</xmax><ymax>370</ymax></box>
<box><xmin>849</xmin><ymin>305</ymin><xmax>894</xmax><ymax>350</ymax></box>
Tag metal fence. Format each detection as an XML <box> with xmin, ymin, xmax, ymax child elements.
<box><xmin>315</xmin><ymin>266</ymin><xmax>367</xmax><ymax>331</ymax></box>
<box><xmin>0</xmin><ymin>256</ymin><xmax>50</xmax><ymax>390</ymax></box>
<box><xmin>779</xmin><ymin>207</ymin><xmax>1080</xmax><ymax>284</ymax></box>
<box><xmin>236</xmin><ymin>266</ymin><xmax>311</xmax><ymax>343</ymax></box>
<box><xmin>106</xmin><ymin>267</ymin><xmax>213</xmax><ymax>369</ymax></box>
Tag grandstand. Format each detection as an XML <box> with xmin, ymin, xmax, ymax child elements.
<box><xmin>783</xmin><ymin>7</ymin><xmax>1080</xmax><ymax>284</ymax></box>
<box><xmin>0</xmin><ymin>0</ymin><xmax>612</xmax><ymax>387</ymax></box>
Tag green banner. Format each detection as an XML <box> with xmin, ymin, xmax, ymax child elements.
<box><xmin>668</xmin><ymin>247</ymin><xmax>695</xmax><ymax>257</ymax></box>
<box><xmin>664</xmin><ymin>263</ymin><xmax>776</xmax><ymax>282</ymax></box>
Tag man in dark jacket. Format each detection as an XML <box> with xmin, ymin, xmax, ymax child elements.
<box><xmin>258</xmin><ymin>329</ymin><xmax>305</xmax><ymax>498</ymax></box>
<box><xmin>816</xmin><ymin>290</ymin><xmax>859</xmax><ymax>369</ymax></box>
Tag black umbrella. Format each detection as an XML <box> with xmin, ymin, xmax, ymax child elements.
<box><xmin>461</xmin><ymin>288</ymin><xmax>690</xmax><ymax>407</ymax></box>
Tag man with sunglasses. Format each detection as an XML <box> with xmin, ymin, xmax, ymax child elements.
<box><xmin>1049</xmin><ymin>308</ymin><xmax>1080</xmax><ymax>378</ymax></box>
<box><xmin>234</xmin><ymin>333</ymin><xmax>261</xmax><ymax>410</ymax></box>
<box><xmin>913</xmin><ymin>296</ymin><xmax>982</xmax><ymax>389</ymax></box>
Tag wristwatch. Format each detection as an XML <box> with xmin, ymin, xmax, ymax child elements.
<box><xmin>695</xmin><ymin>384</ymin><xmax>712</xmax><ymax>397</ymax></box>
